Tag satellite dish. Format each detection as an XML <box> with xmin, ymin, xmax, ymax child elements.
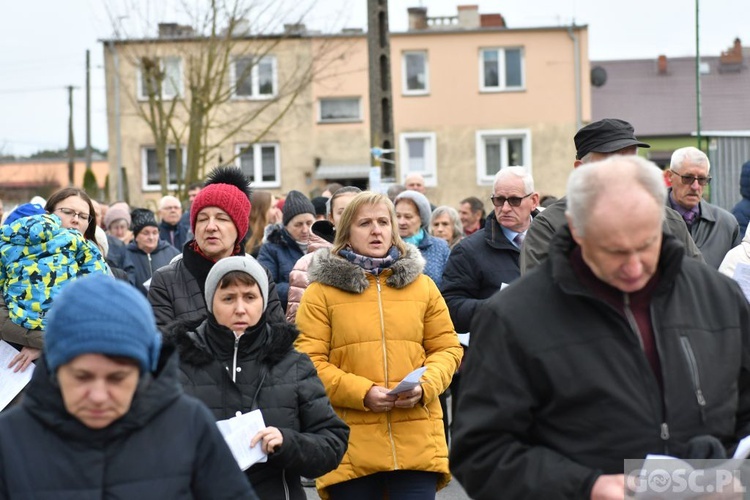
<box><xmin>591</xmin><ymin>66</ymin><xmax>607</xmax><ymax>87</ymax></box>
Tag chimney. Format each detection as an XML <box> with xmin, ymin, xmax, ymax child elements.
<box><xmin>283</xmin><ymin>23</ymin><xmax>306</xmax><ymax>35</ymax></box>
<box><xmin>720</xmin><ymin>37</ymin><xmax>743</xmax><ymax>64</ymax></box>
<box><xmin>457</xmin><ymin>5</ymin><xmax>480</xmax><ymax>29</ymax></box>
<box><xmin>158</xmin><ymin>22</ymin><xmax>194</xmax><ymax>38</ymax></box>
<box><xmin>408</xmin><ymin>7</ymin><xmax>428</xmax><ymax>30</ymax></box>
<box><xmin>657</xmin><ymin>55</ymin><xmax>668</xmax><ymax>75</ymax></box>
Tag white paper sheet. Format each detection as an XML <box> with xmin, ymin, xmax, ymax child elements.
<box><xmin>0</xmin><ymin>340</ymin><xmax>35</xmax><ymax>410</ymax></box>
<box><xmin>216</xmin><ymin>409</ymin><xmax>268</xmax><ymax>470</ymax></box>
<box><xmin>387</xmin><ymin>366</ymin><xmax>427</xmax><ymax>395</ymax></box>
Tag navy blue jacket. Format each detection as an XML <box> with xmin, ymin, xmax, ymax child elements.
<box><xmin>732</xmin><ymin>161</ymin><xmax>750</xmax><ymax>235</ymax></box>
<box><xmin>0</xmin><ymin>346</ymin><xmax>257</xmax><ymax>500</ymax></box>
<box><xmin>257</xmin><ymin>225</ymin><xmax>304</xmax><ymax>311</ymax></box>
<box><xmin>107</xmin><ymin>233</ymin><xmax>137</xmax><ymax>285</ymax></box>
<box><xmin>441</xmin><ymin>214</ymin><xmax>531</xmax><ymax>332</ymax></box>
<box><xmin>126</xmin><ymin>239</ymin><xmax>181</xmax><ymax>296</ymax></box>
<box><xmin>159</xmin><ymin>218</ymin><xmax>190</xmax><ymax>252</ymax></box>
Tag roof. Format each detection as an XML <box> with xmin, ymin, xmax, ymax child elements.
<box><xmin>591</xmin><ymin>54</ymin><xmax>750</xmax><ymax>136</ymax></box>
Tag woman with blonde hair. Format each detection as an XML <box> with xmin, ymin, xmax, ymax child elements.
<box><xmin>295</xmin><ymin>192</ymin><xmax>462</xmax><ymax>499</ymax></box>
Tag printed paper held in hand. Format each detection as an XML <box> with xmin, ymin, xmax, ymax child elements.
<box><xmin>633</xmin><ymin>437</ymin><xmax>750</xmax><ymax>499</ymax></box>
<box><xmin>216</xmin><ymin>409</ymin><xmax>268</xmax><ymax>470</ymax></box>
<box><xmin>388</xmin><ymin>367</ymin><xmax>427</xmax><ymax>395</ymax></box>
<box><xmin>0</xmin><ymin>340</ymin><xmax>35</xmax><ymax>411</ymax></box>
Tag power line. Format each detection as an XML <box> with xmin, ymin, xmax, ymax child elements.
<box><xmin>0</xmin><ymin>86</ymin><xmax>71</xmax><ymax>95</ymax></box>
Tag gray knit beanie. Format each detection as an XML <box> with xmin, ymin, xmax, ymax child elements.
<box><xmin>204</xmin><ymin>256</ymin><xmax>269</xmax><ymax>314</ymax></box>
<box><xmin>395</xmin><ymin>190</ymin><xmax>432</xmax><ymax>229</ymax></box>
<box><xmin>282</xmin><ymin>190</ymin><xmax>316</xmax><ymax>226</ymax></box>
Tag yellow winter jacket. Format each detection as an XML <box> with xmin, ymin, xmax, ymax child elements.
<box><xmin>295</xmin><ymin>245</ymin><xmax>462</xmax><ymax>497</ymax></box>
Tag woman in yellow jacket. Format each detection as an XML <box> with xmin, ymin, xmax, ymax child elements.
<box><xmin>295</xmin><ymin>192</ymin><xmax>462</xmax><ymax>500</ymax></box>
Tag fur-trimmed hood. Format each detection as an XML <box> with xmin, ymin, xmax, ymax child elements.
<box><xmin>166</xmin><ymin>317</ymin><xmax>299</xmax><ymax>368</ymax></box>
<box><xmin>307</xmin><ymin>244</ymin><xmax>425</xmax><ymax>294</ymax></box>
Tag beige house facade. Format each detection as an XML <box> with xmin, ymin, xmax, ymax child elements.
<box><xmin>103</xmin><ymin>6</ymin><xmax>589</xmax><ymax>208</ymax></box>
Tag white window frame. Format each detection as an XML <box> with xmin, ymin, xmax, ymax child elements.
<box><xmin>141</xmin><ymin>145</ymin><xmax>186</xmax><ymax>191</ymax></box>
<box><xmin>235</xmin><ymin>142</ymin><xmax>281</xmax><ymax>188</ymax></box>
<box><xmin>399</xmin><ymin>132</ymin><xmax>437</xmax><ymax>187</ymax></box>
<box><xmin>231</xmin><ymin>55</ymin><xmax>278</xmax><ymax>100</ymax></box>
<box><xmin>479</xmin><ymin>47</ymin><xmax>525</xmax><ymax>92</ymax></box>
<box><xmin>402</xmin><ymin>50</ymin><xmax>429</xmax><ymax>96</ymax></box>
<box><xmin>475</xmin><ymin>129</ymin><xmax>532</xmax><ymax>185</ymax></box>
<box><xmin>318</xmin><ymin>97</ymin><xmax>362</xmax><ymax>123</ymax></box>
<box><xmin>137</xmin><ymin>56</ymin><xmax>183</xmax><ymax>100</ymax></box>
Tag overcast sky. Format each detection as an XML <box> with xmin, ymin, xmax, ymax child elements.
<box><xmin>1</xmin><ymin>0</ymin><xmax>746</xmax><ymax>157</ymax></box>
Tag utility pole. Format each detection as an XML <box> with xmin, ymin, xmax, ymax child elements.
<box><xmin>85</xmin><ymin>49</ymin><xmax>92</xmax><ymax>171</ymax></box>
<box><xmin>367</xmin><ymin>0</ymin><xmax>395</xmax><ymax>181</ymax></box>
<box><xmin>695</xmin><ymin>0</ymin><xmax>702</xmax><ymax>150</ymax></box>
<box><xmin>66</xmin><ymin>85</ymin><xmax>76</xmax><ymax>186</ymax></box>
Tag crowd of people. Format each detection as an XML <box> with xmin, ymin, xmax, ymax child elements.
<box><xmin>2</xmin><ymin>118</ymin><xmax>750</xmax><ymax>499</ymax></box>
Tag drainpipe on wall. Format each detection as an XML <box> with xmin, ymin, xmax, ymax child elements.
<box><xmin>567</xmin><ymin>24</ymin><xmax>582</xmax><ymax>131</ymax></box>
<box><xmin>107</xmin><ymin>40</ymin><xmax>124</xmax><ymax>201</ymax></box>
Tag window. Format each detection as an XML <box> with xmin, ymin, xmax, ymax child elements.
<box><xmin>475</xmin><ymin>129</ymin><xmax>531</xmax><ymax>184</ymax></box>
<box><xmin>319</xmin><ymin>97</ymin><xmax>361</xmax><ymax>123</ymax></box>
<box><xmin>236</xmin><ymin>143</ymin><xmax>280</xmax><ymax>187</ymax></box>
<box><xmin>402</xmin><ymin>51</ymin><xmax>429</xmax><ymax>95</ymax></box>
<box><xmin>399</xmin><ymin>132</ymin><xmax>437</xmax><ymax>186</ymax></box>
<box><xmin>479</xmin><ymin>48</ymin><xmax>524</xmax><ymax>91</ymax></box>
<box><xmin>233</xmin><ymin>56</ymin><xmax>277</xmax><ymax>99</ymax></box>
<box><xmin>138</xmin><ymin>57</ymin><xmax>182</xmax><ymax>99</ymax></box>
<box><xmin>142</xmin><ymin>146</ymin><xmax>185</xmax><ymax>190</ymax></box>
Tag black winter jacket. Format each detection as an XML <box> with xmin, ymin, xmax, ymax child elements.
<box><xmin>450</xmin><ymin>227</ymin><xmax>750</xmax><ymax>500</ymax></box>
<box><xmin>168</xmin><ymin>317</ymin><xmax>349</xmax><ymax>500</ymax></box>
<box><xmin>0</xmin><ymin>345</ymin><xmax>257</xmax><ymax>500</ymax></box>
<box><xmin>126</xmin><ymin>239</ymin><xmax>181</xmax><ymax>295</ymax></box>
<box><xmin>148</xmin><ymin>241</ymin><xmax>284</xmax><ymax>329</ymax></box>
<box><xmin>441</xmin><ymin>213</ymin><xmax>532</xmax><ymax>332</ymax></box>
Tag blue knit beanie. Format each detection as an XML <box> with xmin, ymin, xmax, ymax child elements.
<box><xmin>45</xmin><ymin>275</ymin><xmax>162</xmax><ymax>374</ymax></box>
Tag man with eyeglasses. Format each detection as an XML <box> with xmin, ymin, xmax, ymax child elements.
<box><xmin>667</xmin><ymin>146</ymin><xmax>740</xmax><ymax>269</ymax></box>
<box><xmin>439</xmin><ymin>167</ymin><xmax>539</xmax><ymax>444</ymax></box>
<box><xmin>451</xmin><ymin>155</ymin><xmax>750</xmax><ymax>499</ymax></box>
<box><xmin>520</xmin><ymin>118</ymin><xmax>703</xmax><ymax>273</ymax></box>
<box><xmin>157</xmin><ymin>195</ymin><xmax>189</xmax><ymax>251</ymax></box>
<box><xmin>441</xmin><ymin>167</ymin><xmax>539</xmax><ymax>334</ymax></box>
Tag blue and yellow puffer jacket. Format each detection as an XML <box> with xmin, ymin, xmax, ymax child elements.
<box><xmin>0</xmin><ymin>213</ymin><xmax>109</xmax><ymax>330</ymax></box>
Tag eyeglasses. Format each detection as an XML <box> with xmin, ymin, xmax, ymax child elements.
<box><xmin>490</xmin><ymin>193</ymin><xmax>532</xmax><ymax>208</ymax></box>
<box><xmin>56</xmin><ymin>207</ymin><xmax>92</xmax><ymax>223</ymax></box>
<box><xmin>670</xmin><ymin>170</ymin><xmax>712</xmax><ymax>186</ymax></box>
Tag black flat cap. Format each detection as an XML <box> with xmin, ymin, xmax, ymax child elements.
<box><xmin>574</xmin><ymin>118</ymin><xmax>650</xmax><ymax>160</ymax></box>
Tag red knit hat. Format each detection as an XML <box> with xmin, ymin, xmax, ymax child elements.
<box><xmin>190</xmin><ymin>166</ymin><xmax>252</xmax><ymax>242</ymax></box>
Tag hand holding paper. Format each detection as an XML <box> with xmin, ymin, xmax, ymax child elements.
<box><xmin>216</xmin><ymin>409</ymin><xmax>269</xmax><ymax>471</ymax></box>
<box><xmin>388</xmin><ymin>367</ymin><xmax>427</xmax><ymax>396</ymax></box>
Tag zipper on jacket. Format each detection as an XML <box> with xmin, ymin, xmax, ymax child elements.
<box><xmin>679</xmin><ymin>336</ymin><xmax>707</xmax><ymax>423</ymax></box>
<box><xmin>376</xmin><ymin>276</ymin><xmax>399</xmax><ymax>470</ymax></box>
<box><xmin>147</xmin><ymin>252</ymin><xmax>153</xmax><ymax>277</ymax></box>
<box><xmin>625</xmin><ymin>294</ymin><xmax>671</xmax><ymax>454</ymax></box>
<box><xmin>622</xmin><ymin>294</ymin><xmax>645</xmax><ymax>351</ymax></box>
<box><xmin>231</xmin><ymin>336</ymin><xmax>240</xmax><ymax>383</ymax></box>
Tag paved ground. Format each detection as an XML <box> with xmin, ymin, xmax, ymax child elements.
<box><xmin>304</xmin><ymin>478</ymin><xmax>470</xmax><ymax>499</ymax></box>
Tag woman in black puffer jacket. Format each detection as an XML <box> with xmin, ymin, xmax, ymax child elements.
<box><xmin>167</xmin><ymin>255</ymin><xmax>349</xmax><ymax>500</ymax></box>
